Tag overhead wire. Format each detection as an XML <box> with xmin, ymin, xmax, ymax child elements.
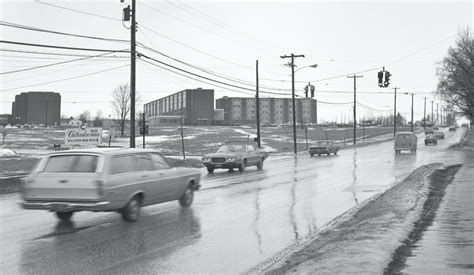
<box><xmin>0</xmin><ymin>63</ymin><xmax>130</xmax><ymax>92</ymax></box>
<box><xmin>34</xmin><ymin>0</ymin><xmax>121</xmax><ymax>22</ymax></box>
<box><xmin>0</xmin><ymin>40</ymin><xmax>130</xmax><ymax>53</ymax></box>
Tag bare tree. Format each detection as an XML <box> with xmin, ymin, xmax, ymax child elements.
<box><xmin>112</xmin><ymin>83</ymin><xmax>131</xmax><ymax>137</ymax></box>
<box><xmin>93</xmin><ymin>110</ymin><xmax>104</xmax><ymax>127</ymax></box>
<box><xmin>436</xmin><ymin>27</ymin><xmax>474</xmax><ymax>121</ymax></box>
<box><xmin>79</xmin><ymin>110</ymin><xmax>91</xmax><ymax>123</ymax></box>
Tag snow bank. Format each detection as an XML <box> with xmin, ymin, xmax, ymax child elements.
<box><xmin>0</xmin><ymin>149</ymin><xmax>17</xmax><ymax>157</ymax></box>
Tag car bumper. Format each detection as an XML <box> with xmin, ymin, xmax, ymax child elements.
<box><xmin>20</xmin><ymin>201</ymin><xmax>110</xmax><ymax>211</ymax></box>
<box><xmin>203</xmin><ymin>162</ymin><xmax>242</xmax><ymax>169</ymax></box>
<box><xmin>309</xmin><ymin>149</ymin><xmax>329</xmax><ymax>154</ymax></box>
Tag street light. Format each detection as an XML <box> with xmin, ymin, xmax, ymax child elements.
<box><xmin>280</xmin><ymin>55</ymin><xmax>318</xmax><ymax>154</ymax></box>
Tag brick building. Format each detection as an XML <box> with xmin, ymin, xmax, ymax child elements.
<box><xmin>11</xmin><ymin>92</ymin><xmax>61</xmax><ymax>126</ymax></box>
<box><xmin>143</xmin><ymin>88</ymin><xmax>214</xmax><ymax>126</ymax></box>
<box><xmin>216</xmin><ymin>96</ymin><xmax>317</xmax><ymax>126</ymax></box>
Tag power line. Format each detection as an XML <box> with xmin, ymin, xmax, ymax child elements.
<box><xmin>138</xmin><ymin>52</ymin><xmax>289</xmax><ymax>96</ymax></box>
<box><xmin>0</xmin><ymin>40</ymin><xmax>130</xmax><ymax>53</ymax></box>
<box><xmin>0</xmin><ymin>48</ymin><xmax>129</xmax><ymax>59</ymax></box>
<box><xmin>1</xmin><ymin>51</ymin><xmax>125</xmax><ymax>75</ymax></box>
<box><xmin>34</xmin><ymin>0</ymin><xmax>121</xmax><ymax>22</ymax></box>
<box><xmin>0</xmin><ymin>63</ymin><xmax>129</xmax><ymax>92</ymax></box>
<box><xmin>0</xmin><ymin>21</ymin><xmax>129</xmax><ymax>44</ymax></box>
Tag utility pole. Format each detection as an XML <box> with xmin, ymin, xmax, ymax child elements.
<box><xmin>431</xmin><ymin>100</ymin><xmax>434</xmax><ymax>124</ymax></box>
<box><xmin>392</xmin><ymin>87</ymin><xmax>400</xmax><ymax>137</ymax></box>
<box><xmin>142</xmin><ymin>112</ymin><xmax>145</xmax><ymax>149</ymax></box>
<box><xmin>411</xmin><ymin>93</ymin><xmax>414</xmax><ymax>132</ymax></box>
<box><xmin>347</xmin><ymin>74</ymin><xmax>363</xmax><ymax>144</ymax></box>
<box><xmin>180</xmin><ymin>111</ymin><xmax>185</xmax><ymax>159</ymax></box>
<box><xmin>255</xmin><ymin>60</ymin><xmax>261</xmax><ymax>148</ymax></box>
<box><xmin>436</xmin><ymin>103</ymin><xmax>439</xmax><ymax>124</ymax></box>
<box><xmin>281</xmin><ymin>53</ymin><xmax>305</xmax><ymax>154</ymax></box>
<box><xmin>423</xmin><ymin>97</ymin><xmax>427</xmax><ymax>130</ymax></box>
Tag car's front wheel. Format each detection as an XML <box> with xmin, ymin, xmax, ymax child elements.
<box><xmin>257</xmin><ymin>158</ymin><xmax>264</xmax><ymax>170</ymax></box>
<box><xmin>179</xmin><ymin>186</ymin><xmax>194</xmax><ymax>207</ymax></box>
<box><xmin>207</xmin><ymin>167</ymin><xmax>214</xmax><ymax>173</ymax></box>
<box><xmin>121</xmin><ymin>196</ymin><xmax>141</xmax><ymax>222</ymax></box>
<box><xmin>55</xmin><ymin>211</ymin><xmax>74</xmax><ymax>221</ymax></box>
<box><xmin>238</xmin><ymin>159</ymin><xmax>247</xmax><ymax>172</ymax></box>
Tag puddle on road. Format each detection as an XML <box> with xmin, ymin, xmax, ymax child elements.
<box><xmin>33</xmin><ymin>221</ymin><xmax>93</xmax><ymax>240</ymax></box>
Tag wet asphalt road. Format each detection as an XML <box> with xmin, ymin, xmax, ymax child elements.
<box><xmin>0</xmin><ymin>128</ymin><xmax>466</xmax><ymax>274</ymax></box>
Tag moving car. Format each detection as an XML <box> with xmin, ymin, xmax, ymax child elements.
<box><xmin>449</xmin><ymin>126</ymin><xmax>456</xmax><ymax>131</ymax></box>
<box><xmin>309</xmin><ymin>140</ymin><xmax>339</xmax><ymax>156</ymax></box>
<box><xmin>395</xmin><ymin>132</ymin><xmax>417</xmax><ymax>154</ymax></box>
<box><xmin>424</xmin><ymin>134</ymin><xmax>437</xmax><ymax>145</ymax></box>
<box><xmin>424</xmin><ymin>128</ymin><xmax>434</xmax><ymax>135</ymax></box>
<box><xmin>434</xmin><ymin>131</ymin><xmax>445</xmax><ymax>139</ymax></box>
<box><xmin>201</xmin><ymin>140</ymin><xmax>268</xmax><ymax>173</ymax></box>
<box><xmin>20</xmin><ymin>148</ymin><xmax>201</xmax><ymax>222</ymax></box>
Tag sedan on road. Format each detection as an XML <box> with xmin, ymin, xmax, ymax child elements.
<box><xmin>309</xmin><ymin>140</ymin><xmax>340</xmax><ymax>156</ymax></box>
<box><xmin>20</xmin><ymin>148</ymin><xmax>201</xmax><ymax>222</ymax></box>
<box><xmin>201</xmin><ymin>141</ymin><xmax>268</xmax><ymax>173</ymax></box>
<box><xmin>434</xmin><ymin>131</ymin><xmax>445</xmax><ymax>139</ymax></box>
<box><xmin>425</xmin><ymin>134</ymin><xmax>437</xmax><ymax>145</ymax></box>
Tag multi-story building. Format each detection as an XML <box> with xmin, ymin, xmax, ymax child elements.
<box><xmin>11</xmin><ymin>92</ymin><xmax>61</xmax><ymax>126</ymax></box>
<box><xmin>144</xmin><ymin>88</ymin><xmax>214</xmax><ymax>126</ymax></box>
<box><xmin>216</xmin><ymin>96</ymin><xmax>317</xmax><ymax>126</ymax></box>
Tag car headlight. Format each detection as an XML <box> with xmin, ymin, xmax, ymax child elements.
<box><xmin>202</xmin><ymin>157</ymin><xmax>210</xmax><ymax>162</ymax></box>
<box><xmin>227</xmin><ymin>157</ymin><xmax>236</xmax><ymax>162</ymax></box>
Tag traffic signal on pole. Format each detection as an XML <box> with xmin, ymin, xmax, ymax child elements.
<box><xmin>378</xmin><ymin>71</ymin><xmax>384</xmax><ymax>87</ymax></box>
<box><xmin>123</xmin><ymin>5</ymin><xmax>130</xmax><ymax>21</ymax></box>
<box><xmin>310</xmin><ymin>85</ymin><xmax>315</xmax><ymax>97</ymax></box>
<box><xmin>384</xmin><ymin>71</ymin><xmax>391</xmax><ymax>87</ymax></box>
<box><xmin>304</xmin><ymin>85</ymin><xmax>308</xmax><ymax>97</ymax></box>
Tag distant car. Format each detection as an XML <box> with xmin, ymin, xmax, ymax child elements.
<box><xmin>395</xmin><ymin>132</ymin><xmax>417</xmax><ymax>154</ymax></box>
<box><xmin>433</xmin><ymin>126</ymin><xmax>439</xmax><ymax>130</ymax></box>
<box><xmin>20</xmin><ymin>148</ymin><xmax>201</xmax><ymax>222</ymax></box>
<box><xmin>449</xmin><ymin>126</ymin><xmax>456</xmax><ymax>131</ymax></box>
<box><xmin>201</xmin><ymin>141</ymin><xmax>268</xmax><ymax>173</ymax></box>
<box><xmin>309</xmin><ymin>140</ymin><xmax>339</xmax><ymax>157</ymax></box>
<box><xmin>424</xmin><ymin>134</ymin><xmax>437</xmax><ymax>145</ymax></box>
<box><xmin>424</xmin><ymin>128</ymin><xmax>434</xmax><ymax>135</ymax></box>
<box><xmin>434</xmin><ymin>131</ymin><xmax>445</xmax><ymax>139</ymax></box>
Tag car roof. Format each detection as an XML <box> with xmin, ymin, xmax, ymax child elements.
<box><xmin>397</xmin><ymin>132</ymin><xmax>416</xmax><ymax>135</ymax></box>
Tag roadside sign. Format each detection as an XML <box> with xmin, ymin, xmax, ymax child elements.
<box><xmin>65</xmin><ymin>127</ymin><xmax>102</xmax><ymax>146</ymax></box>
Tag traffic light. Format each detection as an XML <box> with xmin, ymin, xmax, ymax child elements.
<box><xmin>310</xmin><ymin>85</ymin><xmax>315</xmax><ymax>97</ymax></box>
<box><xmin>123</xmin><ymin>5</ymin><xmax>130</xmax><ymax>21</ymax></box>
<box><xmin>384</xmin><ymin>71</ymin><xmax>391</xmax><ymax>87</ymax></box>
<box><xmin>304</xmin><ymin>86</ymin><xmax>308</xmax><ymax>97</ymax></box>
<box><xmin>378</xmin><ymin>71</ymin><xmax>384</xmax><ymax>87</ymax></box>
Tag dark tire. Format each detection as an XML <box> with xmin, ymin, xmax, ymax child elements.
<box><xmin>55</xmin><ymin>211</ymin><xmax>74</xmax><ymax>221</ymax></box>
<box><xmin>327</xmin><ymin>153</ymin><xmax>330</xmax><ymax>156</ymax></box>
<box><xmin>238</xmin><ymin>159</ymin><xmax>247</xmax><ymax>172</ymax></box>
<box><xmin>318</xmin><ymin>154</ymin><xmax>321</xmax><ymax>156</ymax></box>
<box><xmin>334</xmin><ymin>152</ymin><xmax>338</xmax><ymax>155</ymax></box>
<box><xmin>310</xmin><ymin>154</ymin><xmax>313</xmax><ymax>157</ymax></box>
<box><xmin>207</xmin><ymin>167</ymin><xmax>214</xmax><ymax>173</ymax></box>
<box><xmin>257</xmin><ymin>158</ymin><xmax>264</xmax><ymax>170</ymax></box>
<box><xmin>179</xmin><ymin>186</ymin><xmax>194</xmax><ymax>207</ymax></box>
<box><xmin>121</xmin><ymin>196</ymin><xmax>141</xmax><ymax>222</ymax></box>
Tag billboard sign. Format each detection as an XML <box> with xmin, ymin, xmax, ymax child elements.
<box><xmin>65</xmin><ymin>127</ymin><xmax>102</xmax><ymax>146</ymax></box>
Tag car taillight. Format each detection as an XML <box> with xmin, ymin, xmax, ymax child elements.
<box><xmin>95</xmin><ymin>179</ymin><xmax>105</xmax><ymax>198</ymax></box>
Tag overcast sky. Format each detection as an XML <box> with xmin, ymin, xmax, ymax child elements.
<box><xmin>1</xmin><ymin>0</ymin><xmax>472</xmax><ymax>122</ymax></box>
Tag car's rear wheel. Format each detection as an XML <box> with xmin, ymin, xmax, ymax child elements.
<box><xmin>121</xmin><ymin>196</ymin><xmax>141</xmax><ymax>222</ymax></box>
<box><xmin>179</xmin><ymin>186</ymin><xmax>194</xmax><ymax>207</ymax></box>
<box><xmin>327</xmin><ymin>152</ymin><xmax>330</xmax><ymax>156</ymax></box>
<box><xmin>207</xmin><ymin>167</ymin><xmax>214</xmax><ymax>173</ymax></box>
<box><xmin>55</xmin><ymin>211</ymin><xmax>74</xmax><ymax>221</ymax></box>
<box><xmin>310</xmin><ymin>153</ymin><xmax>314</xmax><ymax>157</ymax></box>
<box><xmin>257</xmin><ymin>158</ymin><xmax>264</xmax><ymax>170</ymax></box>
<box><xmin>238</xmin><ymin>159</ymin><xmax>247</xmax><ymax>172</ymax></box>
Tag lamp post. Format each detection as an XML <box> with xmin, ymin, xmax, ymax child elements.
<box><xmin>280</xmin><ymin>54</ymin><xmax>317</xmax><ymax>154</ymax></box>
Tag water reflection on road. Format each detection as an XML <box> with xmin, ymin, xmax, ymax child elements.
<box><xmin>0</xmin><ymin>128</ymin><xmax>467</xmax><ymax>273</ymax></box>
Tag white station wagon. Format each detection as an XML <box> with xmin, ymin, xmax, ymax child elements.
<box><xmin>20</xmin><ymin>148</ymin><xmax>201</xmax><ymax>222</ymax></box>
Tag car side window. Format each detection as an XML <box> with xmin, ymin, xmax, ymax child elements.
<box><xmin>150</xmin><ymin>153</ymin><xmax>170</xmax><ymax>170</ymax></box>
<box><xmin>110</xmin><ymin>155</ymin><xmax>137</xmax><ymax>175</ymax></box>
<box><xmin>137</xmin><ymin>153</ymin><xmax>154</xmax><ymax>171</ymax></box>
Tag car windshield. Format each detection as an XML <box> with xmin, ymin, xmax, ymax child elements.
<box><xmin>42</xmin><ymin>154</ymin><xmax>99</xmax><ymax>173</ymax></box>
<box><xmin>315</xmin><ymin>141</ymin><xmax>331</xmax><ymax>146</ymax></box>
<box><xmin>217</xmin><ymin>144</ymin><xmax>245</xmax><ymax>153</ymax></box>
